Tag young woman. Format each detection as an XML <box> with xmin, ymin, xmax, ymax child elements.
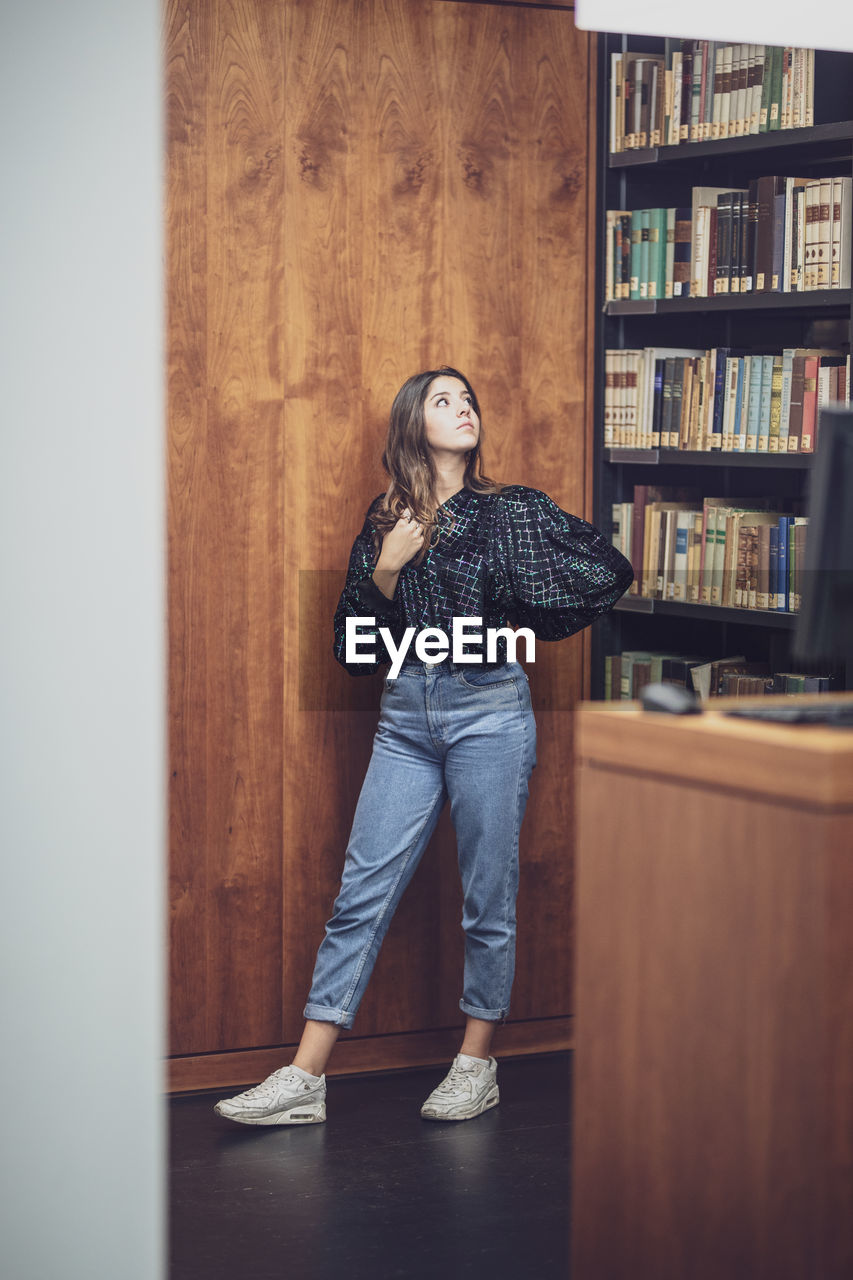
<box><xmin>215</xmin><ymin>366</ymin><xmax>633</xmax><ymax>1126</ymax></box>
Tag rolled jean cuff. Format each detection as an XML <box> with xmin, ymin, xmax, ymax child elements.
<box><xmin>304</xmin><ymin>1002</ymin><xmax>355</xmax><ymax>1029</ymax></box>
<box><xmin>459</xmin><ymin>998</ymin><xmax>508</xmax><ymax>1022</ymax></box>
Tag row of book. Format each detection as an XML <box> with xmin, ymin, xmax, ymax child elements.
<box><xmin>611</xmin><ymin>487</ymin><xmax>808</xmax><ymax>612</ymax></box>
<box><xmin>605</xmin><ymin>177</ymin><xmax>852</xmax><ymax>303</ymax></box>
<box><xmin>605</xmin><ymin>649</ymin><xmax>835</xmax><ymax>701</ymax></box>
<box><xmin>604</xmin><ymin>347</ymin><xmax>849</xmax><ymax>452</ymax></box>
<box><xmin>609</xmin><ymin>43</ymin><xmax>814</xmax><ymax>153</ymax></box>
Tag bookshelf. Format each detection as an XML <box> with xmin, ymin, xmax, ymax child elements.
<box><xmin>593</xmin><ymin>34</ymin><xmax>853</xmax><ymax>698</ymax></box>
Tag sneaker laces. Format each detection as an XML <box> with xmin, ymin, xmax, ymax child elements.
<box><xmin>237</xmin><ymin>1066</ymin><xmax>304</xmax><ymax>1101</ymax></box>
<box><xmin>432</xmin><ymin>1060</ymin><xmax>480</xmax><ymax>1099</ymax></box>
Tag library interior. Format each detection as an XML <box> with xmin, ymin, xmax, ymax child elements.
<box><xmin>4</xmin><ymin>3</ymin><xmax>852</xmax><ymax>1279</ymax></box>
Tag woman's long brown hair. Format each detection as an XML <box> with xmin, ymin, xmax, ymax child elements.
<box><xmin>371</xmin><ymin>366</ymin><xmax>502</xmax><ymax>561</ymax></box>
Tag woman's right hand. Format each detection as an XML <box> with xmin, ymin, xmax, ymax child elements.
<box><xmin>375</xmin><ymin>510</ymin><xmax>426</xmax><ymax>573</ymax></box>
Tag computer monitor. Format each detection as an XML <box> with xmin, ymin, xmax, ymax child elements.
<box><xmin>793</xmin><ymin>404</ymin><xmax>853</xmax><ymax>685</ymax></box>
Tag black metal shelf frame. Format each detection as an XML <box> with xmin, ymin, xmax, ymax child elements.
<box><xmin>615</xmin><ymin>596</ymin><xmax>799</xmax><ymax>629</ymax></box>
<box><xmin>605</xmin><ymin>448</ymin><xmax>815</xmax><ymax>468</ymax></box>
<box><xmin>609</xmin><ymin>119</ymin><xmax>853</xmax><ymax>168</ymax></box>
<box><xmin>605</xmin><ymin>291</ymin><xmax>851</xmax><ymax>316</ymax></box>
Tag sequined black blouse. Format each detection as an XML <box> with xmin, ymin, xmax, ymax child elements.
<box><xmin>333</xmin><ymin>485</ymin><xmax>634</xmax><ymax>674</ymax></box>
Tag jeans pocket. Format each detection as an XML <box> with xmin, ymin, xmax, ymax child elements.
<box><xmin>457</xmin><ymin>664</ymin><xmax>518</xmax><ymax>689</ymax></box>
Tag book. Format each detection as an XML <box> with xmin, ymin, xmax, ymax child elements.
<box><xmin>689</xmin><ymin>655</ymin><xmax>747</xmax><ymax>700</ymax></box>
<box><xmin>768</xmin><ymin>354</ymin><xmax>784</xmax><ymax>452</ymax></box>
<box><xmin>745</xmin><ymin>354</ymin><xmax>763</xmax><ymax>451</ymax></box>
<box><xmin>630</xmin><ymin>210</ymin><xmax>644</xmax><ymax>300</ymax></box>
<box><xmin>691</xmin><ymin>187</ymin><xmax>730</xmax><ymax>295</ymax></box>
<box><xmin>671</xmin><ymin>207</ymin><xmax>692</xmax><ymax>297</ymax></box>
<box><xmin>831</xmin><ymin>176</ymin><xmax>852</xmax><ymax>288</ymax></box>
<box><xmin>776</xmin><ymin>515</ymin><xmax>790</xmax><ymax>611</ymax></box>
<box><xmin>815</xmin><ymin>176</ymin><xmax>832</xmax><ymax>288</ymax></box>
<box><xmin>754</xmin><ymin>175</ymin><xmax>785</xmax><ymax>290</ymax></box>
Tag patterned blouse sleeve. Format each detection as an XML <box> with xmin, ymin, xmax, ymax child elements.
<box><xmin>492</xmin><ymin>487</ymin><xmax>634</xmax><ymax>641</ymax></box>
<box><xmin>333</xmin><ymin>498</ymin><xmax>400</xmax><ymax>675</ymax></box>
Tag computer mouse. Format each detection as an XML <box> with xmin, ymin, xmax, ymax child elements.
<box><xmin>639</xmin><ymin>681</ymin><xmax>703</xmax><ymax>715</ymax></box>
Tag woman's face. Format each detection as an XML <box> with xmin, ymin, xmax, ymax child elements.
<box><xmin>422</xmin><ymin>376</ymin><xmax>480</xmax><ymax>458</ymax></box>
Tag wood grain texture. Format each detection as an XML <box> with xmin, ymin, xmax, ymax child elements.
<box><xmin>576</xmin><ymin>695</ymin><xmax>853</xmax><ymax>808</ymax></box>
<box><xmin>572</xmin><ymin>708</ymin><xmax>853</xmax><ymax>1279</ymax></box>
<box><xmin>167</xmin><ymin>0</ymin><xmax>285</xmax><ymax>1053</ymax></box>
<box><xmin>166</xmin><ymin>0</ymin><xmax>211</xmax><ymax>1055</ymax></box>
<box><xmin>281</xmin><ymin>0</ymin><xmax>594</xmax><ymax>1041</ymax></box>
<box><xmin>168</xmin><ymin>0</ymin><xmax>595</xmax><ymax>1069</ymax></box>
<box><xmin>168</xmin><ymin>1016</ymin><xmax>574</xmax><ymax>1093</ymax></box>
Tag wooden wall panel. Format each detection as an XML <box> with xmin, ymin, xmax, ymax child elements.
<box><xmin>167</xmin><ymin>0</ymin><xmax>211</xmax><ymax>1055</ymax></box>
<box><xmin>168</xmin><ymin>0</ymin><xmax>595</xmax><ymax>1070</ymax></box>
<box><xmin>280</xmin><ymin>0</ymin><xmax>594</xmax><ymax>1041</ymax></box>
<box><xmin>167</xmin><ymin>0</ymin><xmax>285</xmax><ymax>1053</ymax></box>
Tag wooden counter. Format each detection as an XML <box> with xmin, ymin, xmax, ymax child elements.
<box><xmin>571</xmin><ymin>696</ymin><xmax>853</xmax><ymax>1280</ymax></box>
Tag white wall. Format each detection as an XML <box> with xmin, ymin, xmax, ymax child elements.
<box><xmin>575</xmin><ymin>0</ymin><xmax>853</xmax><ymax>52</ymax></box>
<box><xmin>0</xmin><ymin>1</ymin><xmax>165</xmax><ymax>1276</ymax></box>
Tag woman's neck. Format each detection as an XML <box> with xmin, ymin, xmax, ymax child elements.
<box><xmin>432</xmin><ymin>457</ymin><xmax>466</xmax><ymax>507</ymax></box>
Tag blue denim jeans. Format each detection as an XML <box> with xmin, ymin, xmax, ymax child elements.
<box><xmin>304</xmin><ymin>660</ymin><xmax>537</xmax><ymax>1029</ymax></box>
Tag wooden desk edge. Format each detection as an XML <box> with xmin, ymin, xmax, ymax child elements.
<box><xmin>576</xmin><ymin>694</ymin><xmax>853</xmax><ymax>809</ymax></box>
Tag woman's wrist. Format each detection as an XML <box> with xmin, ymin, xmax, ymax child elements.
<box><xmin>372</xmin><ymin>566</ymin><xmax>400</xmax><ymax>600</ymax></box>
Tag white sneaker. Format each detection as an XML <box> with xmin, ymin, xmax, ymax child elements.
<box><xmin>420</xmin><ymin>1053</ymin><xmax>499</xmax><ymax>1121</ymax></box>
<box><xmin>214</xmin><ymin>1065</ymin><xmax>326</xmax><ymax>1125</ymax></box>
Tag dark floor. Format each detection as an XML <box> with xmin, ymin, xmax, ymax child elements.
<box><xmin>170</xmin><ymin>1051</ymin><xmax>572</xmax><ymax>1280</ymax></box>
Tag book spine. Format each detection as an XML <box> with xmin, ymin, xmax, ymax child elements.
<box><xmin>745</xmin><ymin>353</ymin><xmax>762</xmax><ymax>451</ymax></box>
<box><xmin>757</xmin><ymin>353</ymin><xmax>774</xmax><ymax>451</ymax></box>
<box><xmin>831</xmin><ymin>176</ymin><xmax>842</xmax><ymax>288</ymax></box>
<box><xmin>731</xmin><ymin>192</ymin><xmax>744</xmax><ymax>293</ymax></box>
<box><xmin>770</xmin><ymin>191</ymin><xmax>786</xmax><ymax>291</ymax></box>
<box><xmin>710</xmin><ymin>347</ymin><xmax>729</xmax><ymax>448</ymax></box>
<box><xmin>816</xmin><ymin>177</ymin><xmax>832</xmax><ymax>288</ymax></box>
<box><xmin>733</xmin><ymin>356</ymin><xmax>747</xmax><ymax>451</ymax></box>
<box><xmin>650</xmin><ymin>359</ymin><xmax>664</xmax><ymax>449</ymax></box>
<box><xmin>604</xmin><ymin>350</ymin><xmax>614</xmax><ymax>447</ymax></box>
<box><xmin>787</xmin><ymin>353</ymin><xmax>805</xmax><ymax>452</ymax></box>
<box><xmin>715</xmin><ymin>191</ymin><xmax>733</xmax><ymax>294</ymax></box>
<box><xmin>680</xmin><ymin>41</ymin><xmax>693</xmax><ymax>143</ymax></box>
<box><xmin>750</xmin><ymin>45</ymin><xmax>765</xmax><ymax>134</ymax></box>
<box><xmin>768</xmin><ymin>524</ymin><xmax>779</xmax><ymax>608</ymax></box>
<box><xmin>768</xmin><ymin>354</ymin><xmax>784</xmax><ymax>452</ymax></box>
<box><xmin>777</xmin><ymin>516</ymin><xmax>790</xmax><ymax>611</ymax></box>
<box><xmin>610</xmin><ymin>53</ymin><xmax>622</xmax><ymax>153</ymax></box>
<box><xmin>672</xmin><ymin>207</ymin><xmax>692</xmax><ymax>297</ymax></box>
<box><xmin>801</xmin><ymin>355</ymin><xmax>819</xmax><ymax>450</ymax></box>
<box><xmin>769</xmin><ymin>44</ymin><xmax>783</xmax><ymax>131</ymax></box>
<box><xmin>712</xmin><ymin>45</ymin><xmax>725</xmax><ymax>139</ymax></box>
<box><xmin>670</xmin><ymin>52</ymin><xmax>682</xmax><ymax>147</ymax></box>
<box><xmin>665</xmin><ymin>207</ymin><xmax>676</xmax><ymax>299</ymax></box>
<box><xmin>805</xmin><ymin>181</ymin><xmax>818</xmax><ymax>290</ymax></box>
<box><xmin>778</xmin><ymin>348</ymin><xmax>794</xmax><ymax>453</ymax></box>
<box><xmin>720</xmin><ymin>44</ymin><xmax>733</xmax><ymax>138</ymax></box>
<box><xmin>690</xmin><ymin>41</ymin><xmax>704</xmax><ymax>141</ymax></box>
<box><xmin>837</xmin><ymin>178</ymin><xmax>852</xmax><ymax>289</ymax></box>
<box><xmin>759</xmin><ymin>45</ymin><xmax>774</xmax><ymax>132</ymax></box>
<box><xmin>722</xmin><ymin>357</ymin><xmax>737</xmax><ymax>451</ymax></box>
<box><xmin>639</xmin><ymin>208</ymin><xmax>651</xmax><ymax>299</ymax></box>
<box><xmin>707</xmin><ymin>207</ymin><xmax>718</xmax><ymax>296</ymax></box>
<box><xmin>756</xmin><ymin>523</ymin><xmax>771</xmax><ymax>608</ymax></box>
<box><xmin>619</xmin><ymin>214</ymin><xmax>631</xmax><ymax>298</ymax></box>
<box><xmin>630</xmin><ymin>211</ymin><xmax>642</xmax><ymax>300</ymax></box>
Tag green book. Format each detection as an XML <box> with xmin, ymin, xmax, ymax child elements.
<box><xmin>647</xmin><ymin>208</ymin><xmax>667</xmax><ymax>300</ymax></box>
<box><xmin>638</xmin><ymin>208</ymin><xmax>651</xmax><ymax>299</ymax></box>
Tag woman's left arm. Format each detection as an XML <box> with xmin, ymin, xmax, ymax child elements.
<box><xmin>493</xmin><ymin>488</ymin><xmax>634</xmax><ymax>641</ymax></box>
